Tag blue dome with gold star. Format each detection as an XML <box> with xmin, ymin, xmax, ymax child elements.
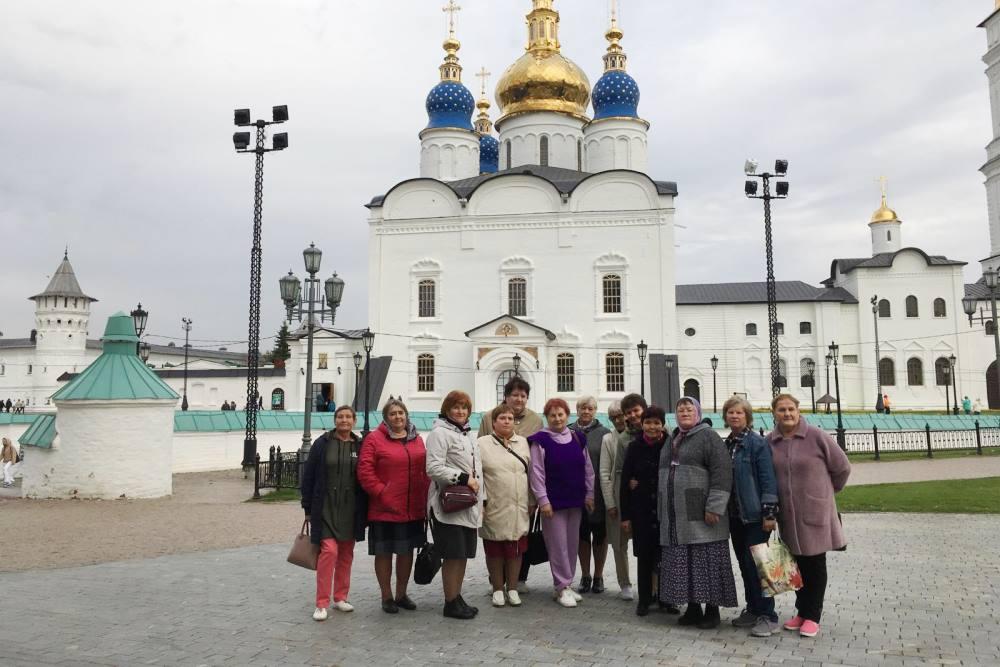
<box><xmin>479</xmin><ymin>134</ymin><xmax>499</xmax><ymax>174</ymax></box>
<box><xmin>592</xmin><ymin>69</ymin><xmax>640</xmax><ymax>120</ymax></box>
<box><xmin>426</xmin><ymin>81</ymin><xmax>476</xmax><ymax>130</ymax></box>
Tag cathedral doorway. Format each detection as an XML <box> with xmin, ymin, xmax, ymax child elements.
<box><xmin>989</xmin><ymin>362</ymin><xmax>999</xmax><ymax>409</ymax></box>
<box><xmin>683</xmin><ymin>379</ymin><xmax>701</xmax><ymax>402</ymax></box>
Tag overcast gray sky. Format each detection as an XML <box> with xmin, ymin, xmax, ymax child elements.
<box><xmin>0</xmin><ymin>1</ymin><xmax>994</xmax><ymax>351</ymax></box>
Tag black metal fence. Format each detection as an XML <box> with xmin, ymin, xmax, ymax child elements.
<box><xmin>843</xmin><ymin>422</ymin><xmax>1000</xmax><ymax>459</ymax></box>
<box><xmin>253</xmin><ymin>446</ymin><xmax>302</xmax><ymax>499</ymax></box>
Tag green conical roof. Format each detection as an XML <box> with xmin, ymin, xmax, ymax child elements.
<box><xmin>51</xmin><ymin>312</ymin><xmax>179</xmax><ymax>402</ymax></box>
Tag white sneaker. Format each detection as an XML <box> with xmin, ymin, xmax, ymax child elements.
<box><xmin>506</xmin><ymin>590</ymin><xmax>522</xmax><ymax>607</ymax></box>
<box><xmin>312</xmin><ymin>607</ymin><xmax>328</xmax><ymax>621</ymax></box>
<box><xmin>557</xmin><ymin>588</ymin><xmax>578</xmax><ymax>608</ymax></box>
<box><xmin>569</xmin><ymin>588</ymin><xmax>583</xmax><ymax>602</ymax></box>
<box><xmin>516</xmin><ymin>581</ymin><xmax>531</xmax><ymax>594</ymax></box>
<box><xmin>619</xmin><ymin>585</ymin><xmax>635</xmax><ymax>601</ymax></box>
<box><xmin>491</xmin><ymin>591</ymin><xmax>506</xmax><ymax>607</ymax></box>
<box><xmin>332</xmin><ymin>600</ymin><xmax>354</xmax><ymax>613</ymax></box>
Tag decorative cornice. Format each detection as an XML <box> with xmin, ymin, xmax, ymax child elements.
<box><xmin>373</xmin><ymin>214</ymin><xmax>669</xmax><ymax>236</ymax></box>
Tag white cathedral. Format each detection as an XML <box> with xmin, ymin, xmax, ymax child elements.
<box><xmin>3</xmin><ymin>0</ymin><xmax>1000</xmax><ymax>416</ymax></box>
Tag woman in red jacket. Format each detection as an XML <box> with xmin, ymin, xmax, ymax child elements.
<box><xmin>357</xmin><ymin>398</ymin><xmax>431</xmax><ymax>613</ymax></box>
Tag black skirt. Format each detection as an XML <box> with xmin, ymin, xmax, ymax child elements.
<box><xmin>431</xmin><ymin>515</ymin><xmax>478</xmax><ymax>560</ymax></box>
<box><xmin>367</xmin><ymin>520</ymin><xmax>424</xmax><ymax>556</ymax></box>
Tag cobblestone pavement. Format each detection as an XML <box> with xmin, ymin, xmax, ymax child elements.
<box><xmin>3</xmin><ymin>513</ymin><xmax>999</xmax><ymax>667</ymax></box>
<box><xmin>848</xmin><ymin>456</ymin><xmax>1000</xmax><ymax>485</ymax></box>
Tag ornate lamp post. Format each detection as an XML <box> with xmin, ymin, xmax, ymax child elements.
<box><xmin>710</xmin><ymin>355</ymin><xmax>719</xmax><ymax>413</ymax></box>
<box><xmin>824</xmin><ymin>352</ymin><xmax>833</xmax><ymax>414</ymax></box>
<box><xmin>139</xmin><ymin>341</ymin><xmax>151</xmax><ymax>365</ymax></box>
<box><xmin>233</xmin><ymin>104</ymin><xmax>289</xmax><ymax>470</ymax></box>
<box><xmin>871</xmin><ymin>295</ymin><xmax>884</xmax><ymax>413</ymax></box>
<box><xmin>131</xmin><ymin>303</ymin><xmax>148</xmax><ymax>356</ymax></box>
<box><xmin>744</xmin><ymin>158</ymin><xmax>789</xmax><ymax>398</ymax></box>
<box><xmin>964</xmin><ymin>269</ymin><xmax>1000</xmax><ymax>408</ymax></box>
<box><xmin>949</xmin><ymin>354</ymin><xmax>959</xmax><ymax>417</ymax></box>
<box><xmin>942</xmin><ymin>362</ymin><xmax>951</xmax><ymax>415</ymax></box>
<box><xmin>807</xmin><ymin>359</ymin><xmax>816</xmax><ymax>413</ymax></box>
<box><xmin>829</xmin><ymin>341</ymin><xmax>845</xmax><ymax>450</ymax></box>
<box><xmin>362</xmin><ymin>328</ymin><xmax>376</xmax><ymax>438</ymax></box>
<box><xmin>181</xmin><ymin>318</ymin><xmax>192</xmax><ymax>411</ymax></box>
<box><xmin>665</xmin><ymin>356</ymin><xmax>675</xmax><ymax>409</ymax></box>
<box><xmin>513</xmin><ymin>353</ymin><xmax>522</xmax><ymax>377</ymax></box>
<box><xmin>353</xmin><ymin>351</ymin><xmax>362</xmax><ymax>410</ymax></box>
<box><xmin>637</xmin><ymin>340</ymin><xmax>648</xmax><ymax>400</ymax></box>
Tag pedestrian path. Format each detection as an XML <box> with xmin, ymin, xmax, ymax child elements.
<box><xmin>1</xmin><ymin>513</ymin><xmax>998</xmax><ymax>666</ymax></box>
<box><xmin>849</xmin><ymin>455</ymin><xmax>1000</xmax><ymax>485</ymax></box>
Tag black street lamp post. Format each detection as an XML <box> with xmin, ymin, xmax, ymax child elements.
<box><xmin>181</xmin><ymin>318</ymin><xmax>192</xmax><ymax>411</ymax></box>
<box><xmin>871</xmin><ymin>295</ymin><xmax>884</xmax><ymax>413</ymax></box>
<box><xmin>943</xmin><ymin>362</ymin><xmax>951</xmax><ymax>415</ymax></box>
<box><xmin>513</xmin><ymin>353</ymin><xmax>522</xmax><ymax>377</ymax></box>
<box><xmin>807</xmin><ymin>359</ymin><xmax>816</xmax><ymax>413</ymax></box>
<box><xmin>637</xmin><ymin>340</ymin><xmax>648</xmax><ymax>400</ymax></box>
<box><xmin>829</xmin><ymin>341</ymin><xmax>845</xmax><ymax>450</ymax></box>
<box><xmin>744</xmin><ymin>158</ymin><xmax>789</xmax><ymax>398</ymax></box>
<box><xmin>665</xmin><ymin>357</ymin><xmax>675</xmax><ymax>409</ymax></box>
<box><xmin>824</xmin><ymin>352</ymin><xmax>833</xmax><ymax>414</ymax></box>
<box><xmin>710</xmin><ymin>355</ymin><xmax>719</xmax><ymax>413</ymax></box>
<box><xmin>140</xmin><ymin>341</ymin><xmax>151</xmax><ymax>365</ymax></box>
<box><xmin>131</xmin><ymin>303</ymin><xmax>148</xmax><ymax>356</ymax></box>
<box><xmin>362</xmin><ymin>328</ymin><xmax>375</xmax><ymax>438</ymax></box>
<box><xmin>353</xmin><ymin>351</ymin><xmax>362</xmax><ymax>410</ymax></box>
<box><xmin>233</xmin><ymin>104</ymin><xmax>289</xmax><ymax>470</ymax></box>
<box><xmin>949</xmin><ymin>354</ymin><xmax>959</xmax><ymax>417</ymax></box>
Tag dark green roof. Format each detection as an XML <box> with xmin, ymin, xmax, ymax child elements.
<box><xmin>19</xmin><ymin>414</ymin><xmax>56</xmax><ymax>448</ymax></box>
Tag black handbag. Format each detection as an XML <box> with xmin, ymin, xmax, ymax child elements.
<box><xmin>413</xmin><ymin>521</ymin><xmax>442</xmax><ymax>585</ymax></box>
<box><xmin>525</xmin><ymin>509</ymin><xmax>549</xmax><ymax>566</ymax></box>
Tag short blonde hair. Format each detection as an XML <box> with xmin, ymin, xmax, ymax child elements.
<box><xmin>576</xmin><ymin>396</ymin><xmax>597</xmax><ymax>411</ymax></box>
<box><xmin>606</xmin><ymin>400</ymin><xmax>623</xmax><ymax>418</ymax></box>
<box><xmin>721</xmin><ymin>396</ymin><xmax>754</xmax><ymax>428</ymax></box>
<box><xmin>771</xmin><ymin>393</ymin><xmax>800</xmax><ymax>411</ymax></box>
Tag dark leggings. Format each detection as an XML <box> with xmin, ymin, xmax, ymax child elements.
<box><xmin>794</xmin><ymin>553</ymin><xmax>828</xmax><ymax>622</ymax></box>
<box><xmin>633</xmin><ymin>523</ymin><xmax>659</xmax><ymax>606</ymax></box>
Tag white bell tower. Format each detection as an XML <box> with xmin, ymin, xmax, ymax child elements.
<box><xmin>29</xmin><ymin>252</ymin><xmax>96</xmax><ymax>356</ymax></box>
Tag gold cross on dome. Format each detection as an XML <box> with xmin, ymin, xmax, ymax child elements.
<box><xmin>476</xmin><ymin>66</ymin><xmax>491</xmax><ymax>97</ymax></box>
<box><xmin>443</xmin><ymin>0</ymin><xmax>462</xmax><ymax>37</ymax></box>
<box><xmin>610</xmin><ymin>0</ymin><xmax>620</xmax><ymax>27</ymax></box>
<box><xmin>876</xmin><ymin>175</ymin><xmax>888</xmax><ymax>201</ymax></box>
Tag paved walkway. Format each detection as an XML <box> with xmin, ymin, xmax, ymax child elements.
<box><xmin>849</xmin><ymin>456</ymin><xmax>1000</xmax><ymax>485</ymax></box>
<box><xmin>3</xmin><ymin>513</ymin><xmax>999</xmax><ymax>666</ymax></box>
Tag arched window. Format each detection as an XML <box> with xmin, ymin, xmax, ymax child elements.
<box><xmin>745</xmin><ymin>323</ymin><xmax>757</xmax><ymax>336</ymax></box>
<box><xmin>683</xmin><ymin>379</ymin><xmax>701</xmax><ymax>401</ymax></box>
<box><xmin>505</xmin><ymin>139</ymin><xmax>512</xmax><ymax>170</ymax></box>
<box><xmin>799</xmin><ymin>321</ymin><xmax>812</xmax><ymax>335</ymax></box>
<box><xmin>557</xmin><ymin>353</ymin><xmax>575</xmax><ymax>392</ymax></box>
<box><xmin>879</xmin><ymin>358</ymin><xmax>896</xmax><ymax>386</ymax></box>
<box><xmin>496</xmin><ymin>369</ymin><xmax>516</xmax><ymax>405</ymax></box>
<box><xmin>933</xmin><ymin>298</ymin><xmax>946</xmax><ymax>318</ymax></box>
<box><xmin>800</xmin><ymin>358</ymin><xmax>816</xmax><ymax>387</ymax></box>
<box><xmin>602</xmin><ymin>274</ymin><xmax>622</xmax><ymax>313</ymax></box>
<box><xmin>0</xmin><ymin>364</ymin><xmax>4</xmax><ymax>376</ymax></box>
<box><xmin>417</xmin><ymin>354</ymin><xmax>435</xmax><ymax>392</ymax></box>
<box><xmin>418</xmin><ymin>279</ymin><xmax>436</xmax><ymax>318</ymax></box>
<box><xmin>577</xmin><ymin>139</ymin><xmax>583</xmax><ymax>171</ymax></box>
<box><xmin>270</xmin><ymin>388</ymin><xmax>285</xmax><ymax>411</ymax></box>
<box><xmin>539</xmin><ymin>136</ymin><xmax>549</xmax><ymax>167</ymax></box>
<box><xmin>508</xmin><ymin>277</ymin><xmax>527</xmax><ymax>317</ymax></box>
<box><xmin>776</xmin><ymin>358</ymin><xmax>788</xmax><ymax>388</ymax></box>
<box><xmin>605</xmin><ymin>352</ymin><xmax>625</xmax><ymax>392</ymax></box>
<box><xmin>905</xmin><ymin>295</ymin><xmax>919</xmax><ymax>318</ymax></box>
<box><xmin>773</xmin><ymin>322</ymin><xmax>785</xmax><ymax>336</ymax></box>
<box><xmin>935</xmin><ymin>357</ymin><xmax>951</xmax><ymax>386</ymax></box>
<box><xmin>878</xmin><ymin>299</ymin><xmax>891</xmax><ymax>318</ymax></box>
<box><xmin>907</xmin><ymin>357</ymin><xmax>924</xmax><ymax>386</ymax></box>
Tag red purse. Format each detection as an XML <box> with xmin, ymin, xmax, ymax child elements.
<box><xmin>439</xmin><ymin>484</ymin><xmax>478</xmax><ymax>513</ymax></box>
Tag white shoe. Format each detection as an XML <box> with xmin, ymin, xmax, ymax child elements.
<box><xmin>569</xmin><ymin>588</ymin><xmax>583</xmax><ymax>602</ymax></box>
<box><xmin>619</xmin><ymin>585</ymin><xmax>635</xmax><ymax>601</ymax></box>
<box><xmin>557</xmin><ymin>588</ymin><xmax>578</xmax><ymax>608</ymax></box>
<box><xmin>516</xmin><ymin>581</ymin><xmax>530</xmax><ymax>594</ymax></box>
<box><xmin>491</xmin><ymin>591</ymin><xmax>506</xmax><ymax>607</ymax></box>
<box><xmin>312</xmin><ymin>607</ymin><xmax>328</xmax><ymax>621</ymax></box>
<box><xmin>332</xmin><ymin>600</ymin><xmax>354</xmax><ymax>613</ymax></box>
<box><xmin>506</xmin><ymin>590</ymin><xmax>522</xmax><ymax>607</ymax></box>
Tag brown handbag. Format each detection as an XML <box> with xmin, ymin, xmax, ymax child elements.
<box><xmin>287</xmin><ymin>519</ymin><xmax>319</xmax><ymax>570</ymax></box>
<box><xmin>439</xmin><ymin>484</ymin><xmax>479</xmax><ymax>513</ymax></box>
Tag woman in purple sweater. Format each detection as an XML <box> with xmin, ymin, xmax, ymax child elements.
<box><xmin>528</xmin><ymin>398</ymin><xmax>595</xmax><ymax>608</ymax></box>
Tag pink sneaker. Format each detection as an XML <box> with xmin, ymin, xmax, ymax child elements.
<box><xmin>783</xmin><ymin>615</ymin><xmax>804</xmax><ymax>631</ymax></box>
<box><xmin>799</xmin><ymin>620</ymin><xmax>820</xmax><ymax>638</ymax></box>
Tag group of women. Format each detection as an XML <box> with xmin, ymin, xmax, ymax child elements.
<box><xmin>300</xmin><ymin>386</ymin><xmax>850</xmax><ymax>638</ymax></box>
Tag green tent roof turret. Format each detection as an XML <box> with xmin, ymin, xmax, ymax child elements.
<box><xmin>51</xmin><ymin>312</ymin><xmax>180</xmax><ymax>402</ymax></box>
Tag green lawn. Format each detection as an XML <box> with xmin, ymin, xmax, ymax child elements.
<box><xmin>848</xmin><ymin>447</ymin><xmax>1000</xmax><ymax>463</ymax></box>
<box><xmin>247</xmin><ymin>487</ymin><xmax>300</xmax><ymax>503</ymax></box>
<box><xmin>838</xmin><ymin>476</ymin><xmax>1000</xmax><ymax>514</ymax></box>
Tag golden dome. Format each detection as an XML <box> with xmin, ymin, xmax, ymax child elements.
<box><xmin>495</xmin><ymin>1</ymin><xmax>591</xmax><ymax>123</ymax></box>
<box><xmin>870</xmin><ymin>195</ymin><xmax>900</xmax><ymax>224</ymax></box>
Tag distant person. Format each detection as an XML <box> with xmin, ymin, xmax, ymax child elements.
<box><xmin>962</xmin><ymin>396</ymin><xmax>972</xmax><ymax>415</ymax></box>
<box><xmin>973</xmin><ymin>398</ymin><xmax>984</xmax><ymax>415</ymax></box>
<box><xmin>3</xmin><ymin>398</ymin><xmax>9</xmax><ymax>413</ymax></box>
<box><xmin>882</xmin><ymin>394</ymin><xmax>891</xmax><ymax>415</ymax></box>
<box><xmin>221</xmin><ymin>401</ymin><xmax>230</xmax><ymax>411</ymax></box>
<box><xmin>15</xmin><ymin>399</ymin><xmax>24</xmax><ymax>414</ymax></box>
<box><xmin>2</xmin><ymin>437</ymin><xmax>16</xmax><ymax>487</ymax></box>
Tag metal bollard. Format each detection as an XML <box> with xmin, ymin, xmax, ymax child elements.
<box><xmin>976</xmin><ymin>420</ymin><xmax>982</xmax><ymax>456</ymax></box>
<box><xmin>873</xmin><ymin>425</ymin><xmax>880</xmax><ymax>461</ymax></box>
<box><xmin>925</xmin><ymin>423</ymin><xmax>933</xmax><ymax>459</ymax></box>
<box><xmin>253</xmin><ymin>452</ymin><xmax>261</xmax><ymax>499</ymax></box>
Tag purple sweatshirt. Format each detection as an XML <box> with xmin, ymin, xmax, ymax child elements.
<box><xmin>529</xmin><ymin>428</ymin><xmax>595</xmax><ymax>511</ymax></box>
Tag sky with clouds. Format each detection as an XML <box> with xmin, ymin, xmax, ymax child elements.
<box><xmin>0</xmin><ymin>1</ymin><xmax>995</xmax><ymax>351</ymax></box>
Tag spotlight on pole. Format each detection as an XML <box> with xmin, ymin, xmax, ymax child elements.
<box><xmin>775</xmin><ymin>159</ymin><xmax>788</xmax><ymax>176</ymax></box>
<box><xmin>234</xmin><ymin>109</ymin><xmax>252</xmax><ymax>126</ymax></box>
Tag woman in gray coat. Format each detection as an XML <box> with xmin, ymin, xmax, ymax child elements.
<box><xmin>658</xmin><ymin>397</ymin><xmax>737</xmax><ymax>629</ymax></box>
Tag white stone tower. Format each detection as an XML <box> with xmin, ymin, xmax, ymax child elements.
<box><xmin>981</xmin><ymin>1</ymin><xmax>1000</xmax><ymax>273</ymax></box>
<box><xmin>29</xmin><ymin>251</ymin><xmax>95</xmax><ymax>357</ymax></box>
<box><xmin>868</xmin><ymin>178</ymin><xmax>902</xmax><ymax>255</ymax></box>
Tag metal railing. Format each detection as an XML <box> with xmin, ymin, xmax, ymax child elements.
<box><xmin>252</xmin><ymin>446</ymin><xmax>301</xmax><ymax>499</ymax></box>
<box><xmin>842</xmin><ymin>422</ymin><xmax>1000</xmax><ymax>459</ymax></box>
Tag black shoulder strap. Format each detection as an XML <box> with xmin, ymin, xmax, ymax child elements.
<box><xmin>494</xmin><ymin>434</ymin><xmax>529</xmax><ymax>474</ymax></box>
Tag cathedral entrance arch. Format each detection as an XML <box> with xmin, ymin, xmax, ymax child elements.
<box><xmin>683</xmin><ymin>379</ymin><xmax>701</xmax><ymax>402</ymax></box>
<box><xmin>989</xmin><ymin>361</ymin><xmax>999</xmax><ymax>409</ymax></box>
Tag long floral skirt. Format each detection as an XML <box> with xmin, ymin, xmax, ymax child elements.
<box><xmin>659</xmin><ymin>539</ymin><xmax>738</xmax><ymax>607</ymax></box>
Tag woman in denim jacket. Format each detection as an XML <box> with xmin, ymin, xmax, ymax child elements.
<box><xmin>722</xmin><ymin>396</ymin><xmax>780</xmax><ymax>638</ymax></box>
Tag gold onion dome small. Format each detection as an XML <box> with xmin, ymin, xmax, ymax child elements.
<box><xmin>870</xmin><ymin>195</ymin><xmax>900</xmax><ymax>224</ymax></box>
<box><xmin>495</xmin><ymin>0</ymin><xmax>591</xmax><ymax>123</ymax></box>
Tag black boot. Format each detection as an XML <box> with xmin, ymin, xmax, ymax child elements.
<box><xmin>635</xmin><ymin>601</ymin><xmax>650</xmax><ymax>617</ymax></box>
<box><xmin>678</xmin><ymin>604</ymin><xmax>704</xmax><ymax>626</ymax></box>
<box><xmin>578</xmin><ymin>575</ymin><xmax>592</xmax><ymax>593</ymax></box>
<box><xmin>697</xmin><ymin>604</ymin><xmax>721</xmax><ymax>629</ymax></box>
<box><xmin>457</xmin><ymin>595</ymin><xmax>479</xmax><ymax>615</ymax></box>
<box><xmin>443</xmin><ymin>597</ymin><xmax>475</xmax><ymax>620</ymax></box>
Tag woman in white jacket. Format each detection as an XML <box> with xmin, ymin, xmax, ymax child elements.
<box><xmin>425</xmin><ymin>390</ymin><xmax>484</xmax><ymax>620</ymax></box>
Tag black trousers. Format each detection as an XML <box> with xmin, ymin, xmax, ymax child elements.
<box><xmin>794</xmin><ymin>553</ymin><xmax>828</xmax><ymax>622</ymax></box>
<box><xmin>633</xmin><ymin>522</ymin><xmax>659</xmax><ymax>606</ymax></box>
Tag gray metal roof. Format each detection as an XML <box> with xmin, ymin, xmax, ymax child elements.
<box><xmin>367</xmin><ymin>165</ymin><xmax>678</xmax><ymax>208</ymax></box>
<box><xmin>0</xmin><ymin>338</ymin><xmax>34</xmax><ymax>349</ymax></box>
<box><xmin>29</xmin><ymin>254</ymin><xmax>96</xmax><ymax>302</ymax></box>
<box><xmin>822</xmin><ymin>248</ymin><xmax>966</xmax><ymax>286</ymax></box>
<box><xmin>965</xmin><ymin>279</ymin><xmax>992</xmax><ymax>300</ymax></box>
<box><xmin>676</xmin><ymin>281</ymin><xmax>858</xmax><ymax>306</ymax></box>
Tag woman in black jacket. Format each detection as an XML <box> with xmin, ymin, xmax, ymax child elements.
<box><xmin>300</xmin><ymin>405</ymin><xmax>367</xmax><ymax>621</ymax></box>
<box><xmin>619</xmin><ymin>406</ymin><xmax>676</xmax><ymax>616</ymax></box>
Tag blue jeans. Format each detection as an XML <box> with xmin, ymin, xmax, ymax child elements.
<box><xmin>729</xmin><ymin>515</ymin><xmax>777</xmax><ymax>621</ymax></box>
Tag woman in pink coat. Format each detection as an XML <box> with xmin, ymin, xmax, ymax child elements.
<box><xmin>767</xmin><ymin>394</ymin><xmax>850</xmax><ymax>640</ymax></box>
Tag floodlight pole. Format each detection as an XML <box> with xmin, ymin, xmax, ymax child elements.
<box><xmin>871</xmin><ymin>295</ymin><xmax>883</xmax><ymax>413</ymax></box>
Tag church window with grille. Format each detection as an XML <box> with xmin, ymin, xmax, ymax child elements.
<box><xmin>776</xmin><ymin>358</ymin><xmax>788</xmax><ymax>388</ymax></box>
<box><xmin>745</xmin><ymin>323</ymin><xmax>757</xmax><ymax>336</ymax></box>
<box><xmin>933</xmin><ymin>298</ymin><xmax>946</xmax><ymax>318</ymax></box>
<box><xmin>879</xmin><ymin>358</ymin><xmax>896</xmax><ymax>386</ymax></box>
<box><xmin>540</xmin><ymin>136</ymin><xmax>549</xmax><ymax>166</ymax></box>
<box><xmin>417</xmin><ymin>354</ymin><xmax>435</xmax><ymax>392</ymax></box>
<box><xmin>605</xmin><ymin>353</ymin><xmax>625</xmax><ymax>392</ymax></box>
<box><xmin>907</xmin><ymin>357</ymin><xmax>924</xmax><ymax>386</ymax></box>
<box><xmin>508</xmin><ymin>277</ymin><xmax>527</xmax><ymax>317</ymax></box>
<box><xmin>505</xmin><ymin>140</ymin><xmax>512</xmax><ymax>170</ymax></box>
<box><xmin>577</xmin><ymin>139</ymin><xmax>583</xmax><ymax>171</ymax></box>
<box><xmin>878</xmin><ymin>299</ymin><xmax>891</xmax><ymax>317</ymax></box>
<box><xmin>418</xmin><ymin>279</ymin><xmax>436</xmax><ymax>318</ymax></box>
<box><xmin>602</xmin><ymin>274</ymin><xmax>623</xmax><ymax>313</ymax></box>
<box><xmin>935</xmin><ymin>357</ymin><xmax>951</xmax><ymax>385</ymax></box>
<box><xmin>905</xmin><ymin>295</ymin><xmax>919</xmax><ymax>317</ymax></box>
<box><xmin>557</xmin><ymin>353</ymin><xmax>575</xmax><ymax>392</ymax></box>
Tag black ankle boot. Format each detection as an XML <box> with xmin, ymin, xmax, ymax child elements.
<box><xmin>697</xmin><ymin>604</ymin><xmax>721</xmax><ymax>629</ymax></box>
<box><xmin>457</xmin><ymin>595</ymin><xmax>478</xmax><ymax>615</ymax></box>
<box><xmin>678</xmin><ymin>604</ymin><xmax>704</xmax><ymax>626</ymax></box>
<box><xmin>443</xmin><ymin>597</ymin><xmax>475</xmax><ymax>620</ymax></box>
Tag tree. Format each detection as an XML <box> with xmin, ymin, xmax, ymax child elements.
<box><xmin>271</xmin><ymin>322</ymin><xmax>291</xmax><ymax>367</ymax></box>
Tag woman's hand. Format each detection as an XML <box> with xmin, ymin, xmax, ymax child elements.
<box><xmin>540</xmin><ymin>504</ymin><xmax>554</xmax><ymax>519</ymax></box>
<box><xmin>467</xmin><ymin>477</ymin><xmax>480</xmax><ymax>493</ymax></box>
<box><xmin>585</xmin><ymin>498</ymin><xmax>595</xmax><ymax>513</ymax></box>
<box><xmin>704</xmin><ymin>511</ymin><xmax>720</xmax><ymax>526</ymax></box>
<box><xmin>762</xmin><ymin>518</ymin><xmax>777</xmax><ymax>532</ymax></box>
<box><xmin>628</xmin><ymin>479</ymin><xmax>639</xmax><ymax>490</ymax></box>
<box><xmin>621</xmin><ymin>520</ymin><xmax>631</xmax><ymax>535</ymax></box>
